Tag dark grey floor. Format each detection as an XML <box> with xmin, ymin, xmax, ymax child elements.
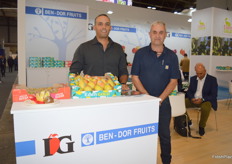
<box><xmin>0</xmin><ymin>70</ymin><xmax>18</xmax><ymax>119</ymax></box>
<box><xmin>0</xmin><ymin>69</ymin><xmax>17</xmax><ymax>164</ymax></box>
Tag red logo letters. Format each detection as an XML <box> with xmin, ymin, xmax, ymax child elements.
<box><xmin>43</xmin><ymin>134</ymin><xmax>74</xmax><ymax>157</ymax></box>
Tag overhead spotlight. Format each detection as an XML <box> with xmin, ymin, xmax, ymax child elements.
<box><xmin>152</xmin><ymin>7</ymin><xmax>156</xmax><ymax>10</ymax></box>
<box><xmin>147</xmin><ymin>6</ymin><xmax>152</xmax><ymax>9</ymax></box>
<box><xmin>107</xmin><ymin>10</ymin><xmax>113</xmax><ymax>14</ymax></box>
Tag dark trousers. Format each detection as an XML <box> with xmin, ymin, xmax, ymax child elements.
<box><xmin>9</xmin><ymin>66</ymin><xmax>13</xmax><ymax>72</ymax></box>
<box><xmin>183</xmin><ymin>72</ymin><xmax>189</xmax><ymax>81</ymax></box>
<box><xmin>0</xmin><ymin>66</ymin><xmax>5</xmax><ymax>77</ymax></box>
<box><xmin>158</xmin><ymin>98</ymin><xmax>172</xmax><ymax>164</ymax></box>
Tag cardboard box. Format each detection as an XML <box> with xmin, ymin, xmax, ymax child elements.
<box><xmin>69</xmin><ymin>73</ymin><xmax>122</xmax><ymax>99</ymax></box>
<box><xmin>12</xmin><ymin>83</ymin><xmax>71</xmax><ymax>102</ymax></box>
<box><xmin>71</xmin><ymin>85</ymin><xmax>121</xmax><ymax>98</ymax></box>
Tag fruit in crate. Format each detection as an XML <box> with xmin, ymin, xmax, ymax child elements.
<box><xmin>84</xmin><ymin>85</ymin><xmax>93</xmax><ymax>91</ymax></box>
<box><xmin>107</xmin><ymin>79</ymin><xmax>115</xmax><ymax>87</ymax></box>
<box><xmin>104</xmin><ymin>84</ymin><xmax>113</xmax><ymax>91</ymax></box>
<box><xmin>97</xmin><ymin>80</ymin><xmax>105</xmax><ymax>88</ymax></box>
<box><xmin>94</xmin><ymin>84</ymin><xmax>103</xmax><ymax>91</ymax></box>
<box><xmin>32</xmin><ymin>90</ymin><xmax>54</xmax><ymax>104</ymax></box>
<box><xmin>69</xmin><ymin>73</ymin><xmax>120</xmax><ymax>91</ymax></box>
<box><xmin>79</xmin><ymin>79</ymin><xmax>87</xmax><ymax>89</ymax></box>
<box><xmin>88</xmin><ymin>81</ymin><xmax>96</xmax><ymax>89</ymax></box>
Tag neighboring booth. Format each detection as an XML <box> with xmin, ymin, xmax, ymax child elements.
<box><xmin>11</xmin><ymin>95</ymin><xmax>160</xmax><ymax>164</ymax></box>
<box><xmin>190</xmin><ymin>7</ymin><xmax>232</xmax><ymax>88</ymax></box>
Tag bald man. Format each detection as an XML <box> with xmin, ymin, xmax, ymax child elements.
<box><xmin>185</xmin><ymin>63</ymin><xmax>218</xmax><ymax>136</ymax></box>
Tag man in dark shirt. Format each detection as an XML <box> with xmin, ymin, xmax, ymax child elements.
<box><xmin>70</xmin><ymin>14</ymin><xmax>129</xmax><ymax>90</ymax></box>
<box><xmin>131</xmin><ymin>21</ymin><xmax>179</xmax><ymax>164</ymax></box>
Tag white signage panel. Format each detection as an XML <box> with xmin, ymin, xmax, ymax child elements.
<box><xmin>26</xmin><ymin>0</ymin><xmax>88</xmax><ymax>62</ymax></box>
<box><xmin>11</xmin><ymin>95</ymin><xmax>160</xmax><ymax>164</ymax></box>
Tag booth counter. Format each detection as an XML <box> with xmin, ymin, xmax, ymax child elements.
<box><xmin>11</xmin><ymin>95</ymin><xmax>160</xmax><ymax>164</ymax></box>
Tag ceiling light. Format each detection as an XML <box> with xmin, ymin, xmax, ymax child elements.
<box><xmin>189</xmin><ymin>7</ymin><xmax>194</xmax><ymax>10</ymax></box>
<box><xmin>147</xmin><ymin>6</ymin><xmax>152</xmax><ymax>9</ymax></box>
<box><xmin>152</xmin><ymin>7</ymin><xmax>156</xmax><ymax>10</ymax></box>
<box><xmin>174</xmin><ymin>11</ymin><xmax>178</xmax><ymax>14</ymax></box>
<box><xmin>107</xmin><ymin>10</ymin><xmax>113</xmax><ymax>14</ymax></box>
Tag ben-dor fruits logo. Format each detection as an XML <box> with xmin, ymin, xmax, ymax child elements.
<box><xmin>43</xmin><ymin>134</ymin><xmax>75</xmax><ymax>156</ymax></box>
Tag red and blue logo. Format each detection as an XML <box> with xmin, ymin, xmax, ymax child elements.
<box><xmin>43</xmin><ymin>134</ymin><xmax>75</xmax><ymax>156</ymax></box>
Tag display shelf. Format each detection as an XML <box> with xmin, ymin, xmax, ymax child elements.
<box><xmin>216</xmin><ymin>70</ymin><xmax>232</xmax><ymax>72</ymax></box>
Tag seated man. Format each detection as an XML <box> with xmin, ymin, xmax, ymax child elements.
<box><xmin>185</xmin><ymin>63</ymin><xmax>218</xmax><ymax>136</ymax></box>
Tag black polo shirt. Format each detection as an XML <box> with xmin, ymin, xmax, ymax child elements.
<box><xmin>70</xmin><ymin>37</ymin><xmax>128</xmax><ymax>77</ymax></box>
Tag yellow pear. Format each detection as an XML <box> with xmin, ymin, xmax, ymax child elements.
<box><xmin>84</xmin><ymin>85</ymin><xmax>92</xmax><ymax>91</ymax></box>
<box><xmin>97</xmin><ymin>80</ymin><xmax>105</xmax><ymax>88</ymax></box>
<box><xmin>88</xmin><ymin>81</ymin><xmax>96</xmax><ymax>89</ymax></box>
<box><xmin>104</xmin><ymin>84</ymin><xmax>113</xmax><ymax>91</ymax></box>
<box><xmin>79</xmin><ymin>79</ymin><xmax>86</xmax><ymax>89</ymax></box>
<box><xmin>101</xmin><ymin>78</ymin><xmax>107</xmax><ymax>84</ymax></box>
<box><xmin>107</xmin><ymin>79</ymin><xmax>115</xmax><ymax>87</ymax></box>
<box><xmin>94</xmin><ymin>84</ymin><xmax>103</xmax><ymax>91</ymax></box>
<box><xmin>90</xmin><ymin>78</ymin><xmax>97</xmax><ymax>84</ymax></box>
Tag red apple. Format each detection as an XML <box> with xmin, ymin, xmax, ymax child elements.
<box><xmin>49</xmin><ymin>134</ymin><xmax>60</xmax><ymax>155</ymax></box>
<box><xmin>132</xmin><ymin>48</ymin><xmax>136</xmax><ymax>53</ymax></box>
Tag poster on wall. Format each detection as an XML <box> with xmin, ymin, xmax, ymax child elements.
<box><xmin>25</xmin><ymin>0</ymin><xmax>88</xmax><ymax>66</ymax></box>
<box><xmin>213</xmin><ymin>37</ymin><xmax>232</xmax><ymax>56</ymax></box>
<box><xmin>191</xmin><ymin>36</ymin><xmax>211</xmax><ymax>55</ymax></box>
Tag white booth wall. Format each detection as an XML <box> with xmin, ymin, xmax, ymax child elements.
<box><xmin>191</xmin><ymin>7</ymin><xmax>232</xmax><ymax>87</ymax></box>
<box><xmin>18</xmin><ymin>0</ymin><xmax>192</xmax><ymax>86</ymax></box>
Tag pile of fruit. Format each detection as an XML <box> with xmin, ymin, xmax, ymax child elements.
<box><xmin>69</xmin><ymin>73</ymin><xmax>120</xmax><ymax>91</ymax></box>
<box><xmin>26</xmin><ymin>87</ymin><xmax>58</xmax><ymax>95</ymax></box>
<box><xmin>28</xmin><ymin>90</ymin><xmax>54</xmax><ymax>104</ymax></box>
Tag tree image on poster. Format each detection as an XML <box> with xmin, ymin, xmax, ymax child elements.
<box><xmin>28</xmin><ymin>15</ymin><xmax>85</xmax><ymax>61</ymax></box>
<box><xmin>117</xmin><ymin>24</ymin><xmax>150</xmax><ymax>53</ymax></box>
<box><xmin>213</xmin><ymin>37</ymin><xmax>232</xmax><ymax>56</ymax></box>
<box><xmin>191</xmin><ymin>36</ymin><xmax>211</xmax><ymax>55</ymax></box>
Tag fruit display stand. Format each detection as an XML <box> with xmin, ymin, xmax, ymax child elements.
<box><xmin>12</xmin><ymin>83</ymin><xmax>70</xmax><ymax>102</ymax></box>
<box><xmin>11</xmin><ymin>95</ymin><xmax>160</xmax><ymax>164</ymax></box>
